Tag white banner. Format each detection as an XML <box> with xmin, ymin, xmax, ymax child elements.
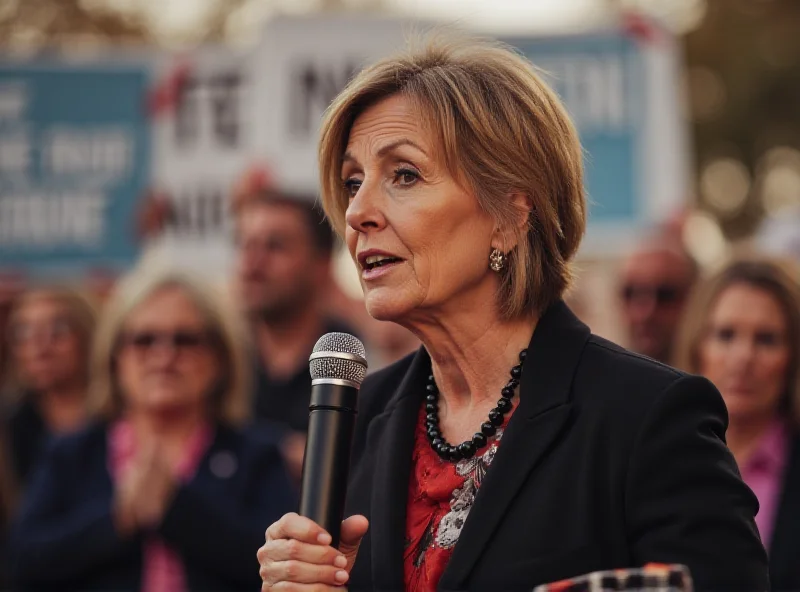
<box><xmin>144</xmin><ymin>46</ymin><xmax>258</xmax><ymax>273</ymax></box>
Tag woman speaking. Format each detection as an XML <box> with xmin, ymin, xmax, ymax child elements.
<box><xmin>257</xmin><ymin>35</ymin><xmax>768</xmax><ymax>591</ymax></box>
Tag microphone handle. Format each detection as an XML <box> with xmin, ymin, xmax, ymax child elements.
<box><xmin>299</xmin><ymin>382</ymin><xmax>358</xmax><ymax>548</ymax></box>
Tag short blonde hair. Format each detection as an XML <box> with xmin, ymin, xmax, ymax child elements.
<box><xmin>318</xmin><ymin>33</ymin><xmax>586</xmax><ymax>318</ymax></box>
<box><xmin>6</xmin><ymin>285</ymin><xmax>97</xmax><ymax>396</ymax></box>
<box><xmin>674</xmin><ymin>256</ymin><xmax>800</xmax><ymax>424</ymax></box>
<box><xmin>88</xmin><ymin>267</ymin><xmax>251</xmax><ymax>425</ymax></box>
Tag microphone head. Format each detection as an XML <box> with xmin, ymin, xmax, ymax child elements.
<box><xmin>309</xmin><ymin>332</ymin><xmax>368</xmax><ymax>387</ymax></box>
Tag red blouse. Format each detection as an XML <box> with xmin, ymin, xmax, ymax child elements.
<box><xmin>404</xmin><ymin>407</ymin><xmax>509</xmax><ymax>591</ymax></box>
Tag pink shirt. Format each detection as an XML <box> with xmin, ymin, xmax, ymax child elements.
<box><xmin>108</xmin><ymin>420</ymin><xmax>213</xmax><ymax>592</ymax></box>
<box><xmin>738</xmin><ymin>419</ymin><xmax>789</xmax><ymax>551</ymax></box>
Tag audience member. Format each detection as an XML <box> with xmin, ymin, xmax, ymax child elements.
<box><xmin>0</xmin><ymin>424</ymin><xmax>17</xmax><ymax>591</ymax></box>
<box><xmin>233</xmin><ymin>188</ymin><xmax>358</xmax><ymax>432</ymax></box>
<box><xmin>0</xmin><ymin>274</ymin><xmax>24</xmax><ymax>394</ymax></box>
<box><xmin>675</xmin><ymin>256</ymin><xmax>800</xmax><ymax>590</ymax></box>
<box><xmin>10</xmin><ymin>267</ymin><xmax>296</xmax><ymax>592</ymax></box>
<box><xmin>3</xmin><ymin>286</ymin><xmax>96</xmax><ymax>488</ymax></box>
<box><xmin>618</xmin><ymin>233</ymin><xmax>698</xmax><ymax>363</ymax></box>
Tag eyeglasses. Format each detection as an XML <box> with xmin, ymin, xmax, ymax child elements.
<box><xmin>620</xmin><ymin>284</ymin><xmax>684</xmax><ymax>307</ymax></box>
<box><xmin>8</xmin><ymin>318</ymin><xmax>75</xmax><ymax>346</ymax></box>
<box><xmin>118</xmin><ymin>330</ymin><xmax>212</xmax><ymax>355</ymax></box>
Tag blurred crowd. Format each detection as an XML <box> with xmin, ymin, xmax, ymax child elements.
<box><xmin>0</xmin><ymin>168</ymin><xmax>799</xmax><ymax>590</ymax></box>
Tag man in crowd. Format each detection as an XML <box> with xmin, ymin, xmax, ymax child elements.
<box><xmin>233</xmin><ymin>188</ymin><xmax>357</xmax><ymax>435</ymax></box>
<box><xmin>617</xmin><ymin>233</ymin><xmax>698</xmax><ymax>364</ymax></box>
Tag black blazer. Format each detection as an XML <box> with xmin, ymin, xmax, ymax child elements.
<box><xmin>345</xmin><ymin>302</ymin><xmax>769</xmax><ymax>592</ymax></box>
<box><xmin>768</xmin><ymin>436</ymin><xmax>800</xmax><ymax>591</ymax></box>
<box><xmin>9</xmin><ymin>421</ymin><xmax>297</xmax><ymax>592</ymax></box>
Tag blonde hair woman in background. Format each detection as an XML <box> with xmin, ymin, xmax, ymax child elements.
<box><xmin>674</xmin><ymin>256</ymin><xmax>800</xmax><ymax>591</ymax></box>
<box><xmin>257</xmin><ymin>35</ymin><xmax>767</xmax><ymax>591</ymax></box>
<box><xmin>11</xmin><ymin>267</ymin><xmax>296</xmax><ymax>592</ymax></box>
<box><xmin>4</xmin><ymin>286</ymin><xmax>96</xmax><ymax>488</ymax></box>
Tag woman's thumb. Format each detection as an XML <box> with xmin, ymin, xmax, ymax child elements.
<box><xmin>339</xmin><ymin>515</ymin><xmax>369</xmax><ymax>570</ymax></box>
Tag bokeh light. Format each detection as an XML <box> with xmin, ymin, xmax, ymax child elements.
<box><xmin>685</xmin><ymin>66</ymin><xmax>726</xmax><ymax>121</ymax></box>
<box><xmin>700</xmin><ymin>157</ymin><xmax>750</xmax><ymax>217</ymax></box>
<box><xmin>683</xmin><ymin>210</ymin><xmax>727</xmax><ymax>267</ymax></box>
<box><xmin>756</xmin><ymin>146</ymin><xmax>800</xmax><ymax>217</ymax></box>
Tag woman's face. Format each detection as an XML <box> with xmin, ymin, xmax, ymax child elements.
<box><xmin>698</xmin><ymin>283</ymin><xmax>791</xmax><ymax>424</ymax></box>
<box><xmin>116</xmin><ymin>287</ymin><xmax>222</xmax><ymax>418</ymax></box>
<box><xmin>11</xmin><ymin>296</ymin><xmax>85</xmax><ymax>392</ymax></box>
<box><xmin>342</xmin><ymin>94</ymin><xmax>498</xmax><ymax>324</ymax></box>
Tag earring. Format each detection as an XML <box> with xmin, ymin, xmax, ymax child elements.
<box><xmin>489</xmin><ymin>248</ymin><xmax>505</xmax><ymax>272</ymax></box>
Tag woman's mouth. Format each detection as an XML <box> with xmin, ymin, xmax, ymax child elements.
<box><xmin>359</xmin><ymin>253</ymin><xmax>404</xmax><ymax>280</ymax></box>
<box><xmin>363</xmin><ymin>254</ymin><xmax>403</xmax><ymax>271</ymax></box>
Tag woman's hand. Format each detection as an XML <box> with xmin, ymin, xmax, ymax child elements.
<box><xmin>258</xmin><ymin>513</ymin><xmax>369</xmax><ymax>590</ymax></box>
<box><xmin>113</xmin><ymin>441</ymin><xmax>177</xmax><ymax>535</ymax></box>
<box><xmin>132</xmin><ymin>443</ymin><xmax>177</xmax><ymax>529</ymax></box>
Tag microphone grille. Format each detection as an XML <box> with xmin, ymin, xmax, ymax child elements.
<box><xmin>309</xmin><ymin>332</ymin><xmax>368</xmax><ymax>386</ymax></box>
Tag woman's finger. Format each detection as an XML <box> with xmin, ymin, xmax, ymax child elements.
<box><xmin>266</xmin><ymin>513</ymin><xmax>333</xmax><ymax>545</ymax></box>
<box><xmin>339</xmin><ymin>514</ymin><xmax>369</xmax><ymax>569</ymax></box>
<box><xmin>260</xmin><ymin>559</ymin><xmax>349</xmax><ymax>587</ymax></box>
<box><xmin>258</xmin><ymin>538</ymin><xmax>347</xmax><ymax>567</ymax></box>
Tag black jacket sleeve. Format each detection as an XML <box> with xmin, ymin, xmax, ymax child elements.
<box><xmin>9</xmin><ymin>440</ymin><xmax>138</xmax><ymax>585</ymax></box>
<box><xmin>158</xmin><ymin>440</ymin><xmax>297</xmax><ymax>588</ymax></box>
<box><xmin>625</xmin><ymin>375</ymin><xmax>769</xmax><ymax>591</ymax></box>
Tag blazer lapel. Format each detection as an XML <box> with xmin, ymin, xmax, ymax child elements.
<box><xmin>368</xmin><ymin>348</ymin><xmax>429</xmax><ymax>591</ymax></box>
<box><xmin>439</xmin><ymin>301</ymin><xmax>591</xmax><ymax>590</ymax></box>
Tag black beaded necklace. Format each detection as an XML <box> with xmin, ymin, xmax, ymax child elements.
<box><xmin>425</xmin><ymin>349</ymin><xmax>527</xmax><ymax>462</ymax></box>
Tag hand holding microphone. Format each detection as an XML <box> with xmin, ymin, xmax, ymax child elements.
<box><xmin>257</xmin><ymin>333</ymin><xmax>370</xmax><ymax>590</ymax></box>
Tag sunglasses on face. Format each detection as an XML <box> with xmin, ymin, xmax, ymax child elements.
<box><xmin>119</xmin><ymin>330</ymin><xmax>211</xmax><ymax>354</ymax></box>
<box><xmin>621</xmin><ymin>284</ymin><xmax>684</xmax><ymax>306</ymax></box>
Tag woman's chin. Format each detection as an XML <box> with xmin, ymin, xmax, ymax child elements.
<box><xmin>726</xmin><ymin>405</ymin><xmax>775</xmax><ymax>427</ymax></box>
<box><xmin>365</xmin><ymin>296</ymin><xmax>412</xmax><ymax>324</ymax></box>
<box><xmin>136</xmin><ymin>393</ymin><xmax>197</xmax><ymax>416</ymax></box>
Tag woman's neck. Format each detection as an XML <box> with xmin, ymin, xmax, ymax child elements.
<box><xmin>410</xmin><ymin>308</ymin><xmax>538</xmax><ymax>417</ymax></box>
<box><xmin>726</xmin><ymin>414</ymin><xmax>776</xmax><ymax>467</ymax></box>
<box><xmin>130</xmin><ymin>403</ymin><xmax>206</xmax><ymax>435</ymax></box>
<box><xmin>126</xmin><ymin>407</ymin><xmax>208</xmax><ymax>471</ymax></box>
<box><xmin>37</xmin><ymin>385</ymin><xmax>86</xmax><ymax>433</ymax></box>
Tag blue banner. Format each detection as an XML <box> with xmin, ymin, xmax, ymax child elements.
<box><xmin>504</xmin><ymin>34</ymin><xmax>646</xmax><ymax>226</ymax></box>
<box><xmin>0</xmin><ymin>64</ymin><xmax>150</xmax><ymax>273</ymax></box>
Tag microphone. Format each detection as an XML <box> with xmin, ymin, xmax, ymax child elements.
<box><xmin>299</xmin><ymin>332</ymin><xmax>368</xmax><ymax>548</ymax></box>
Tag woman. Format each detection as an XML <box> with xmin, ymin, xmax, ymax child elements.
<box><xmin>257</xmin><ymin>36</ymin><xmax>768</xmax><ymax>591</ymax></box>
<box><xmin>674</xmin><ymin>257</ymin><xmax>800</xmax><ymax>590</ymax></box>
<box><xmin>4</xmin><ymin>286</ymin><xmax>96</xmax><ymax>487</ymax></box>
<box><xmin>0</xmin><ymin>275</ymin><xmax>21</xmax><ymax>394</ymax></box>
<box><xmin>11</xmin><ymin>267</ymin><xmax>296</xmax><ymax>591</ymax></box>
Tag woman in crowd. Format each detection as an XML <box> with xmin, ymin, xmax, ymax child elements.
<box><xmin>675</xmin><ymin>256</ymin><xmax>800</xmax><ymax>591</ymax></box>
<box><xmin>0</xmin><ymin>275</ymin><xmax>21</xmax><ymax>394</ymax></box>
<box><xmin>256</xmin><ymin>35</ymin><xmax>768</xmax><ymax>591</ymax></box>
<box><xmin>4</xmin><ymin>285</ymin><xmax>96</xmax><ymax>487</ymax></box>
<box><xmin>11</xmin><ymin>266</ymin><xmax>296</xmax><ymax>591</ymax></box>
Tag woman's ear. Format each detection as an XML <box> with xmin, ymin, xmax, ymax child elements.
<box><xmin>510</xmin><ymin>191</ymin><xmax>534</xmax><ymax>232</ymax></box>
<box><xmin>491</xmin><ymin>192</ymin><xmax>533</xmax><ymax>252</ymax></box>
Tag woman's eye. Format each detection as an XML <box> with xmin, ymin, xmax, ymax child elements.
<box><xmin>343</xmin><ymin>178</ymin><xmax>361</xmax><ymax>198</ymax></box>
<box><xmin>755</xmin><ymin>331</ymin><xmax>780</xmax><ymax>347</ymax></box>
<box><xmin>715</xmin><ymin>327</ymin><xmax>735</xmax><ymax>342</ymax></box>
<box><xmin>394</xmin><ymin>168</ymin><xmax>419</xmax><ymax>187</ymax></box>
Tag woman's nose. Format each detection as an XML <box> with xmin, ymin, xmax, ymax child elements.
<box><xmin>147</xmin><ymin>340</ymin><xmax>181</xmax><ymax>367</ymax></box>
<box><xmin>728</xmin><ymin>338</ymin><xmax>756</xmax><ymax>367</ymax></box>
<box><xmin>345</xmin><ymin>180</ymin><xmax>386</xmax><ymax>233</ymax></box>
